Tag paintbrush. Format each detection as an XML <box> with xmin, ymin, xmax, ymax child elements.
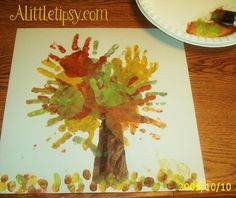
<box><xmin>211</xmin><ymin>9</ymin><xmax>236</xmax><ymax>26</ymax></box>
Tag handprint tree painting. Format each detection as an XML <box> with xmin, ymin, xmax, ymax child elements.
<box><xmin>0</xmin><ymin>29</ymin><xmax>205</xmax><ymax>193</ymax></box>
<box><xmin>27</xmin><ymin>33</ymin><xmax>166</xmax><ymax>183</ymax></box>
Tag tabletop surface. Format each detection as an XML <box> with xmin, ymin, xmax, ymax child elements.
<box><xmin>0</xmin><ymin>0</ymin><xmax>235</xmax><ymax>198</ymax></box>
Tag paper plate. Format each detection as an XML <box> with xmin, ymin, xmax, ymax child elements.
<box><xmin>136</xmin><ymin>0</ymin><xmax>236</xmax><ymax>47</ymax></box>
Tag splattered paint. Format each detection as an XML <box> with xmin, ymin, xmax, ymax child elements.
<box><xmin>0</xmin><ymin>29</ymin><xmax>205</xmax><ymax>193</ymax></box>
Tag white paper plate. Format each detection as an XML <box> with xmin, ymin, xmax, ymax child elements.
<box><xmin>136</xmin><ymin>0</ymin><xmax>236</xmax><ymax>47</ymax></box>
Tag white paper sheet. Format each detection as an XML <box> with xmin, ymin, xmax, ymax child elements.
<box><xmin>0</xmin><ymin>28</ymin><xmax>205</xmax><ymax>193</ymax></box>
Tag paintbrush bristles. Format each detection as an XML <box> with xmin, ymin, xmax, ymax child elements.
<box><xmin>211</xmin><ymin>9</ymin><xmax>236</xmax><ymax>26</ymax></box>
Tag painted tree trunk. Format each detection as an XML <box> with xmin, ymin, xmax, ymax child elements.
<box><xmin>92</xmin><ymin>117</ymin><xmax>128</xmax><ymax>182</ymax></box>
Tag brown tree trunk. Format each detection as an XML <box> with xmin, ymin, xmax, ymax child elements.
<box><xmin>92</xmin><ymin>117</ymin><xmax>128</xmax><ymax>182</ymax></box>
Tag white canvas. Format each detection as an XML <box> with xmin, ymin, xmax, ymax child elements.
<box><xmin>0</xmin><ymin>28</ymin><xmax>205</xmax><ymax>193</ymax></box>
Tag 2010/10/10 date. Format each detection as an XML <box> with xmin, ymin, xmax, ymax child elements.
<box><xmin>179</xmin><ymin>182</ymin><xmax>232</xmax><ymax>192</ymax></box>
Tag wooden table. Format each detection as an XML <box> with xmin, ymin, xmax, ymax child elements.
<box><xmin>0</xmin><ymin>0</ymin><xmax>235</xmax><ymax>197</ymax></box>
